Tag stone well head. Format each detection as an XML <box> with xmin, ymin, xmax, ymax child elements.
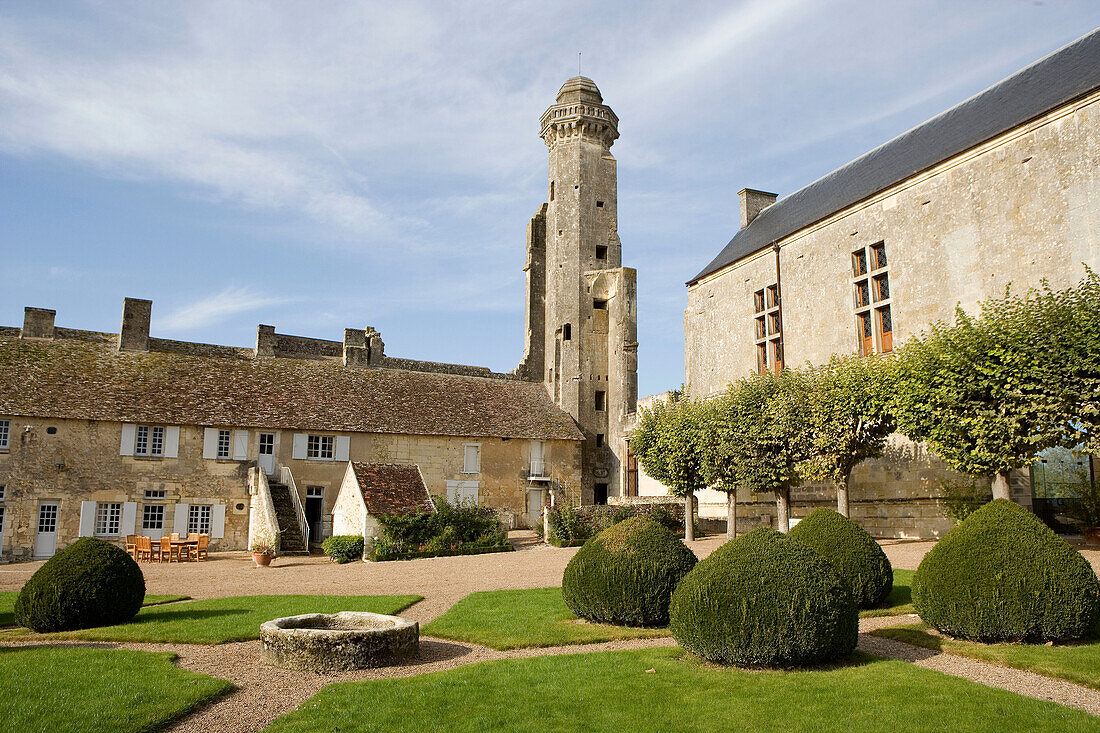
<box><xmin>260</xmin><ymin>612</ymin><xmax>419</xmax><ymax>672</ymax></box>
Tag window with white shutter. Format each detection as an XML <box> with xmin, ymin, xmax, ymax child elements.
<box><xmin>95</xmin><ymin>503</ymin><xmax>122</xmax><ymax>536</ymax></box>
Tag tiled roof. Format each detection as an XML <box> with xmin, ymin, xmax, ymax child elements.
<box><xmin>351</xmin><ymin>463</ymin><xmax>434</xmax><ymax>516</ymax></box>
<box><xmin>690</xmin><ymin>28</ymin><xmax>1100</xmax><ymax>284</ymax></box>
<box><xmin>0</xmin><ymin>332</ymin><xmax>583</xmax><ymax>441</ymax></box>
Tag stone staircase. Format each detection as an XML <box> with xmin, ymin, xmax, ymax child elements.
<box><xmin>268</xmin><ymin>482</ymin><xmax>309</xmax><ymax>555</ymax></box>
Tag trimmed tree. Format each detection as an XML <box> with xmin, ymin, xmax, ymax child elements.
<box><xmin>800</xmin><ymin>354</ymin><xmax>896</xmax><ymax>517</ymax></box>
<box><xmin>892</xmin><ymin>291</ymin><xmax>1067</xmax><ymax>501</ymax></box>
<box><xmin>698</xmin><ymin>395</ymin><xmax>739</xmax><ymax>539</ymax></box>
<box><xmin>631</xmin><ymin>394</ymin><xmax>707</xmax><ymax>541</ymax></box>
<box><xmin>716</xmin><ymin>370</ymin><xmax>814</xmax><ymax>532</ymax></box>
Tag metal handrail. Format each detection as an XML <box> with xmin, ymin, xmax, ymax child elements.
<box><xmin>280</xmin><ymin>464</ymin><xmax>310</xmax><ymax>551</ymax></box>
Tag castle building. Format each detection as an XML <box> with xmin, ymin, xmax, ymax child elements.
<box><xmin>0</xmin><ymin>76</ymin><xmax>636</xmax><ymax>561</ymax></box>
<box><xmin>681</xmin><ymin>29</ymin><xmax>1100</xmax><ymax>538</ymax></box>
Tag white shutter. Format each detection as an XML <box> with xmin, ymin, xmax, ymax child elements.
<box><xmin>445</xmin><ymin>480</ymin><xmax>458</xmax><ymax>503</ymax></box>
<box><xmin>163</xmin><ymin>426</ymin><xmax>180</xmax><ymax>458</ymax></box>
<box><xmin>79</xmin><ymin>501</ymin><xmax>96</xmax><ymax>537</ymax></box>
<box><xmin>174</xmin><ymin>503</ymin><xmax>190</xmax><ymax>534</ymax></box>
<box><xmin>232</xmin><ymin>430</ymin><xmax>249</xmax><ymax>460</ymax></box>
<box><xmin>334</xmin><ymin>435</ymin><xmax>350</xmax><ymax>462</ymax></box>
<box><xmin>120</xmin><ymin>424</ymin><xmax>136</xmax><ymax>456</ymax></box>
<box><xmin>292</xmin><ymin>433</ymin><xmax>308</xmax><ymax>460</ymax></box>
<box><xmin>211</xmin><ymin>504</ymin><xmax>226</xmax><ymax>539</ymax></box>
<box><xmin>121</xmin><ymin>502</ymin><xmax>138</xmax><ymax>535</ymax></box>
<box><xmin>463</xmin><ymin>444</ymin><xmax>480</xmax><ymax>473</ymax></box>
<box><xmin>460</xmin><ymin>481</ymin><xmax>480</xmax><ymax>503</ymax></box>
<box><xmin>202</xmin><ymin>428</ymin><xmax>219</xmax><ymax>459</ymax></box>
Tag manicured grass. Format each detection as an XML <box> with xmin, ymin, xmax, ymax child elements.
<box><xmin>859</xmin><ymin>569</ymin><xmax>914</xmax><ymax>618</ymax></box>
<box><xmin>871</xmin><ymin>619</ymin><xmax>1100</xmax><ymax>690</ymax></box>
<box><xmin>422</xmin><ymin>587</ymin><xmax>670</xmax><ymax>650</ymax></box>
<box><xmin>265</xmin><ymin>647</ymin><xmax>1094</xmax><ymax>732</ymax></box>
<box><xmin>0</xmin><ymin>591</ymin><xmax>189</xmax><ymax>628</ymax></box>
<box><xmin>6</xmin><ymin>594</ymin><xmax>420</xmax><ymax>644</ymax></box>
<box><xmin>0</xmin><ymin>646</ymin><xmax>230</xmax><ymax>733</ymax></box>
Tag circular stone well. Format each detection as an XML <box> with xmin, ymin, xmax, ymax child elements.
<box><xmin>260</xmin><ymin>612</ymin><xmax>419</xmax><ymax>672</ymax></box>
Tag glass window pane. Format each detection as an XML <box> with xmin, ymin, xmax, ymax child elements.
<box><xmin>874</xmin><ymin>275</ymin><xmax>890</xmax><ymax>301</ymax></box>
<box><xmin>872</xmin><ymin>243</ymin><xmax>887</xmax><ymax>269</ymax></box>
<box><xmin>853</xmin><ymin>250</ymin><xmax>867</xmax><ymax>276</ymax></box>
<box><xmin>857</xmin><ymin>280</ymin><xmax>870</xmax><ymax>307</ymax></box>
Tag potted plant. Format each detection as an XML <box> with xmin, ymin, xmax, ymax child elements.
<box><xmin>250</xmin><ymin>528</ymin><xmax>280</xmax><ymax>567</ymax></box>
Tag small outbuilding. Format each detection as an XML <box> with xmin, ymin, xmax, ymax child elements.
<box><xmin>333</xmin><ymin>462</ymin><xmax>435</xmax><ymax>557</ymax></box>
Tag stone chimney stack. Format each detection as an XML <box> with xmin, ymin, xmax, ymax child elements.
<box><xmin>118</xmin><ymin>298</ymin><xmax>152</xmax><ymax>352</ymax></box>
<box><xmin>255</xmin><ymin>325</ymin><xmax>276</xmax><ymax>358</ymax></box>
<box><xmin>343</xmin><ymin>328</ymin><xmax>368</xmax><ymax>367</ymax></box>
<box><xmin>21</xmin><ymin>307</ymin><xmax>56</xmax><ymax>340</ymax></box>
<box><xmin>739</xmin><ymin>188</ymin><xmax>778</xmax><ymax>229</ymax></box>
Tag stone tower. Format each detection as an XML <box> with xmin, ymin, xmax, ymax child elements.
<box><xmin>517</xmin><ymin>77</ymin><xmax>638</xmax><ymax>504</ymax></box>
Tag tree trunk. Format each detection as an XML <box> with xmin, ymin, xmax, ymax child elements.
<box><xmin>992</xmin><ymin>471</ymin><xmax>1012</xmax><ymax>501</ymax></box>
<box><xmin>776</xmin><ymin>485</ymin><xmax>790</xmax><ymax>532</ymax></box>
<box><xmin>726</xmin><ymin>490</ymin><xmax>737</xmax><ymax>540</ymax></box>
<box><xmin>836</xmin><ymin>471</ymin><xmax>851</xmax><ymax>518</ymax></box>
<box><xmin>684</xmin><ymin>493</ymin><xmax>695</xmax><ymax>542</ymax></box>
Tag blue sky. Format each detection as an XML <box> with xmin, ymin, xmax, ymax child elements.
<box><xmin>2</xmin><ymin>2</ymin><xmax>1098</xmax><ymax>397</ymax></box>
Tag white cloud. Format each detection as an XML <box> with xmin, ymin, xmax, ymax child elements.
<box><xmin>158</xmin><ymin>286</ymin><xmax>298</xmax><ymax>331</ymax></box>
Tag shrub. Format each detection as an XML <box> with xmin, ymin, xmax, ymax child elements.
<box><xmin>322</xmin><ymin>535</ymin><xmax>365</xmax><ymax>564</ymax></box>
<box><xmin>912</xmin><ymin>498</ymin><xmax>1100</xmax><ymax>642</ymax></box>
<box><xmin>371</xmin><ymin>497</ymin><xmax>511</xmax><ymax>561</ymax></box>
<box><xmin>562</xmin><ymin>517</ymin><xmax>697</xmax><ymax>627</ymax></box>
<box><xmin>788</xmin><ymin>508</ymin><xmax>893</xmax><ymax>609</ymax></box>
<box><xmin>544</xmin><ymin>503</ymin><xmax>690</xmax><ymax>546</ymax></box>
<box><xmin>14</xmin><ymin>538</ymin><xmax>145</xmax><ymax>632</ymax></box>
<box><xmin>669</xmin><ymin>527</ymin><xmax>858</xmax><ymax>667</ymax></box>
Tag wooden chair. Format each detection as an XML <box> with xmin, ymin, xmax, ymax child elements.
<box><xmin>170</xmin><ymin>532</ymin><xmax>181</xmax><ymax>542</ymax></box>
<box><xmin>192</xmin><ymin>534</ymin><xmax>209</xmax><ymax>561</ymax></box>
<box><xmin>137</xmin><ymin>536</ymin><xmax>151</xmax><ymax>562</ymax></box>
<box><xmin>187</xmin><ymin>533</ymin><xmax>199</xmax><ymax>542</ymax></box>
<box><xmin>125</xmin><ymin>535</ymin><xmax>137</xmax><ymax>559</ymax></box>
<box><xmin>159</xmin><ymin>536</ymin><xmax>176</xmax><ymax>562</ymax></box>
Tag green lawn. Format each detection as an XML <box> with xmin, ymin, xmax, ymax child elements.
<box><xmin>265</xmin><ymin>647</ymin><xmax>1096</xmax><ymax>733</ymax></box>
<box><xmin>5</xmin><ymin>594</ymin><xmax>420</xmax><ymax>644</ymax></box>
<box><xmin>859</xmin><ymin>569</ymin><xmax>914</xmax><ymax>618</ymax></box>
<box><xmin>0</xmin><ymin>591</ymin><xmax>190</xmax><ymax>628</ymax></box>
<box><xmin>871</xmin><ymin>619</ymin><xmax>1100</xmax><ymax>690</ymax></box>
<box><xmin>423</xmin><ymin>587</ymin><xmax>670</xmax><ymax>650</ymax></box>
<box><xmin>0</xmin><ymin>646</ymin><xmax>230</xmax><ymax>733</ymax></box>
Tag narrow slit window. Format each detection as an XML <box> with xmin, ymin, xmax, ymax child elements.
<box><xmin>595</xmin><ymin>433</ymin><xmax>604</xmax><ymax>447</ymax></box>
<box><xmin>593</xmin><ymin>299</ymin><xmax>607</xmax><ymax>310</ymax></box>
<box><xmin>562</xmin><ymin>323</ymin><xmax>571</xmax><ymax>341</ymax></box>
<box><xmin>595</xmin><ymin>245</ymin><xmax>607</xmax><ymax>260</ymax></box>
<box><xmin>594</xmin><ymin>390</ymin><xmax>606</xmax><ymax>411</ymax></box>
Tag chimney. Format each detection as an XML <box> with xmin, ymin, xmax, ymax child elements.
<box><xmin>739</xmin><ymin>188</ymin><xmax>778</xmax><ymax>229</ymax></box>
<box><xmin>343</xmin><ymin>328</ymin><xmax>368</xmax><ymax>367</ymax></box>
<box><xmin>118</xmin><ymin>298</ymin><xmax>152</xmax><ymax>352</ymax></box>
<box><xmin>255</xmin><ymin>324</ymin><xmax>276</xmax><ymax>358</ymax></box>
<box><xmin>21</xmin><ymin>307</ymin><xmax>56</xmax><ymax>340</ymax></box>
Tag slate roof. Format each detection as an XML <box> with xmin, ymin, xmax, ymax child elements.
<box><xmin>350</xmin><ymin>463</ymin><xmax>435</xmax><ymax>516</ymax></box>
<box><xmin>0</xmin><ymin>331</ymin><xmax>583</xmax><ymax>441</ymax></box>
<box><xmin>690</xmin><ymin>28</ymin><xmax>1100</xmax><ymax>284</ymax></box>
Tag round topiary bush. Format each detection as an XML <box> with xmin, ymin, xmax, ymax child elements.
<box><xmin>14</xmin><ymin>537</ymin><xmax>145</xmax><ymax>632</ymax></box>
<box><xmin>561</xmin><ymin>516</ymin><xmax>697</xmax><ymax>627</ymax></box>
<box><xmin>788</xmin><ymin>508</ymin><xmax>893</xmax><ymax>609</ymax></box>
<box><xmin>912</xmin><ymin>498</ymin><xmax>1100</xmax><ymax>642</ymax></box>
<box><xmin>669</xmin><ymin>527</ymin><xmax>858</xmax><ymax>667</ymax></box>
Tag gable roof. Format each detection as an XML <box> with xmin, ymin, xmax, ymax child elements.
<box><xmin>350</xmin><ymin>463</ymin><xmax>434</xmax><ymax>516</ymax></box>
<box><xmin>690</xmin><ymin>28</ymin><xmax>1100</xmax><ymax>285</ymax></box>
<box><xmin>0</xmin><ymin>331</ymin><xmax>583</xmax><ymax>441</ymax></box>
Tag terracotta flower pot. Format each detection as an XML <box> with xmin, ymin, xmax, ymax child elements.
<box><xmin>252</xmin><ymin>551</ymin><xmax>274</xmax><ymax>567</ymax></box>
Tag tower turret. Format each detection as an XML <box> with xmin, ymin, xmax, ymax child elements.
<box><xmin>519</xmin><ymin>77</ymin><xmax>638</xmax><ymax>505</ymax></box>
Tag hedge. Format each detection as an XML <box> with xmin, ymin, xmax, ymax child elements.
<box><xmin>912</xmin><ymin>498</ymin><xmax>1100</xmax><ymax>642</ymax></box>
<box><xmin>15</xmin><ymin>538</ymin><xmax>146</xmax><ymax>632</ymax></box>
<box><xmin>322</xmin><ymin>535</ymin><xmax>365</xmax><ymax>564</ymax></box>
<box><xmin>788</xmin><ymin>508</ymin><xmax>893</xmax><ymax>609</ymax></box>
<box><xmin>562</xmin><ymin>517</ymin><xmax>697</xmax><ymax>627</ymax></box>
<box><xmin>669</xmin><ymin>527</ymin><xmax>858</xmax><ymax>667</ymax></box>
